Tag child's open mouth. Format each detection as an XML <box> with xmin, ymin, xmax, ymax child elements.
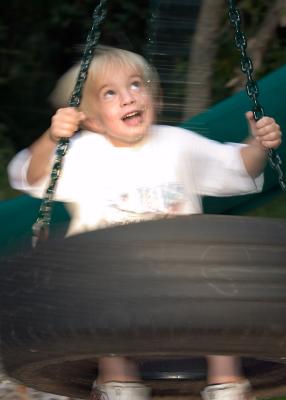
<box><xmin>122</xmin><ymin>111</ymin><xmax>143</xmax><ymax>126</ymax></box>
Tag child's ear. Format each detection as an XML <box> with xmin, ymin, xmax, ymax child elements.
<box><xmin>82</xmin><ymin>116</ymin><xmax>103</xmax><ymax>132</ymax></box>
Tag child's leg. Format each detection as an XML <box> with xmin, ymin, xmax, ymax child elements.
<box><xmin>206</xmin><ymin>355</ymin><xmax>244</xmax><ymax>384</ymax></box>
<box><xmin>92</xmin><ymin>355</ymin><xmax>253</xmax><ymax>400</ymax></box>
<box><xmin>202</xmin><ymin>356</ymin><xmax>255</xmax><ymax>400</ymax></box>
<box><xmin>90</xmin><ymin>356</ymin><xmax>150</xmax><ymax>400</ymax></box>
<box><xmin>96</xmin><ymin>356</ymin><xmax>140</xmax><ymax>384</ymax></box>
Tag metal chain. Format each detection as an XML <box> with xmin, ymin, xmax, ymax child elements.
<box><xmin>227</xmin><ymin>0</ymin><xmax>286</xmax><ymax>192</ymax></box>
<box><xmin>32</xmin><ymin>0</ymin><xmax>109</xmax><ymax>247</ymax></box>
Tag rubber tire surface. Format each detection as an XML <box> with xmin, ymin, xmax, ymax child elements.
<box><xmin>1</xmin><ymin>215</ymin><xmax>286</xmax><ymax>398</ymax></box>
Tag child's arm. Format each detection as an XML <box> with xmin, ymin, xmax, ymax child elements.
<box><xmin>27</xmin><ymin>107</ymin><xmax>85</xmax><ymax>185</ymax></box>
<box><xmin>240</xmin><ymin>111</ymin><xmax>282</xmax><ymax>178</ymax></box>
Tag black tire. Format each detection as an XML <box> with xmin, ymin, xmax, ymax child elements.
<box><xmin>1</xmin><ymin>215</ymin><xmax>286</xmax><ymax>398</ymax></box>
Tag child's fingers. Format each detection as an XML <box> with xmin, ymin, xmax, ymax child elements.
<box><xmin>51</xmin><ymin>107</ymin><xmax>86</xmax><ymax>138</ymax></box>
<box><xmin>246</xmin><ymin>114</ymin><xmax>276</xmax><ymax>132</ymax></box>
<box><xmin>255</xmin><ymin>116</ymin><xmax>275</xmax><ymax>128</ymax></box>
<box><xmin>64</xmin><ymin>107</ymin><xmax>86</xmax><ymax>118</ymax></box>
<box><xmin>256</xmin><ymin>122</ymin><xmax>280</xmax><ymax>138</ymax></box>
<box><xmin>261</xmin><ymin>139</ymin><xmax>282</xmax><ymax>149</ymax></box>
<box><xmin>58</xmin><ymin>121</ymin><xmax>79</xmax><ymax>134</ymax></box>
<box><xmin>245</xmin><ymin>111</ymin><xmax>257</xmax><ymax>134</ymax></box>
<box><xmin>245</xmin><ymin>110</ymin><xmax>254</xmax><ymax>121</ymax></box>
<box><xmin>261</xmin><ymin>134</ymin><xmax>282</xmax><ymax>148</ymax></box>
<box><xmin>57</xmin><ymin>107</ymin><xmax>86</xmax><ymax>122</ymax></box>
<box><xmin>256</xmin><ymin>127</ymin><xmax>282</xmax><ymax>149</ymax></box>
<box><xmin>245</xmin><ymin>112</ymin><xmax>282</xmax><ymax>149</ymax></box>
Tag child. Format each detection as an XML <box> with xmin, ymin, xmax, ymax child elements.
<box><xmin>8</xmin><ymin>47</ymin><xmax>282</xmax><ymax>400</ymax></box>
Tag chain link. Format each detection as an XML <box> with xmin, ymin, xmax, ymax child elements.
<box><xmin>32</xmin><ymin>0</ymin><xmax>109</xmax><ymax>247</ymax></box>
<box><xmin>227</xmin><ymin>0</ymin><xmax>286</xmax><ymax>192</ymax></box>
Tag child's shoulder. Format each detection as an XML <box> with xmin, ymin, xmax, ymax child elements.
<box><xmin>152</xmin><ymin>124</ymin><xmax>201</xmax><ymax>143</ymax></box>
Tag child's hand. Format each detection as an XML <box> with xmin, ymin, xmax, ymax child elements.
<box><xmin>49</xmin><ymin>107</ymin><xmax>86</xmax><ymax>142</ymax></box>
<box><xmin>246</xmin><ymin>111</ymin><xmax>282</xmax><ymax>150</ymax></box>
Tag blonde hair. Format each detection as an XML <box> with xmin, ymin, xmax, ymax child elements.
<box><xmin>49</xmin><ymin>46</ymin><xmax>161</xmax><ymax>114</ymax></box>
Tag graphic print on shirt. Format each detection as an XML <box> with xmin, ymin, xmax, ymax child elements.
<box><xmin>108</xmin><ymin>183</ymin><xmax>188</xmax><ymax>216</ymax></box>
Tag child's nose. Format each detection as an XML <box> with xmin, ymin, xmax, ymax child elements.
<box><xmin>121</xmin><ymin>89</ymin><xmax>135</xmax><ymax>106</ymax></box>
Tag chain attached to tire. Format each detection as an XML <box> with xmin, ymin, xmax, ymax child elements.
<box><xmin>32</xmin><ymin>0</ymin><xmax>108</xmax><ymax>247</ymax></box>
<box><xmin>227</xmin><ymin>0</ymin><xmax>286</xmax><ymax>192</ymax></box>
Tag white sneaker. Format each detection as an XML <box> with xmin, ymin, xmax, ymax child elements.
<box><xmin>201</xmin><ymin>380</ymin><xmax>255</xmax><ymax>400</ymax></box>
<box><xmin>90</xmin><ymin>381</ymin><xmax>150</xmax><ymax>400</ymax></box>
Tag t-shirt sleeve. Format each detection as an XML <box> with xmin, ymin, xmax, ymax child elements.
<box><xmin>184</xmin><ymin>132</ymin><xmax>264</xmax><ymax>196</ymax></box>
<box><xmin>7</xmin><ymin>148</ymin><xmax>75</xmax><ymax>201</ymax></box>
<box><xmin>7</xmin><ymin>148</ymin><xmax>50</xmax><ymax>198</ymax></box>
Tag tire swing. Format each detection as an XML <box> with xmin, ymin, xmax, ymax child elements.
<box><xmin>1</xmin><ymin>1</ymin><xmax>286</xmax><ymax>399</ymax></box>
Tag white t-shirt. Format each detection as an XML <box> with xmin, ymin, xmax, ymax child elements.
<box><xmin>8</xmin><ymin>125</ymin><xmax>263</xmax><ymax>236</ymax></box>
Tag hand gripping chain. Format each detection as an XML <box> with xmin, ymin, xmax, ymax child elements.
<box><xmin>227</xmin><ymin>0</ymin><xmax>286</xmax><ymax>192</ymax></box>
<box><xmin>32</xmin><ymin>0</ymin><xmax>108</xmax><ymax>247</ymax></box>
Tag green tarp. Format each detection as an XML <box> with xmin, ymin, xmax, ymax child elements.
<box><xmin>1</xmin><ymin>66</ymin><xmax>285</xmax><ymax>254</ymax></box>
<box><xmin>0</xmin><ymin>197</ymin><xmax>69</xmax><ymax>255</ymax></box>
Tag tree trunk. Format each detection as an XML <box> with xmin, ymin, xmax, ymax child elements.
<box><xmin>183</xmin><ymin>0</ymin><xmax>225</xmax><ymax>120</ymax></box>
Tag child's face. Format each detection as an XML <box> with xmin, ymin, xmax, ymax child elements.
<box><xmin>89</xmin><ymin>62</ymin><xmax>155</xmax><ymax>147</ymax></box>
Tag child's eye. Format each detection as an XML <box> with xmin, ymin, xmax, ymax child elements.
<box><xmin>103</xmin><ymin>89</ymin><xmax>116</xmax><ymax>99</ymax></box>
<box><xmin>130</xmin><ymin>80</ymin><xmax>142</xmax><ymax>90</ymax></box>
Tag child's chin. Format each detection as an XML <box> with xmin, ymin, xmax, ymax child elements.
<box><xmin>125</xmin><ymin>133</ymin><xmax>146</xmax><ymax>143</ymax></box>
<box><xmin>108</xmin><ymin>133</ymin><xmax>147</xmax><ymax>147</ymax></box>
